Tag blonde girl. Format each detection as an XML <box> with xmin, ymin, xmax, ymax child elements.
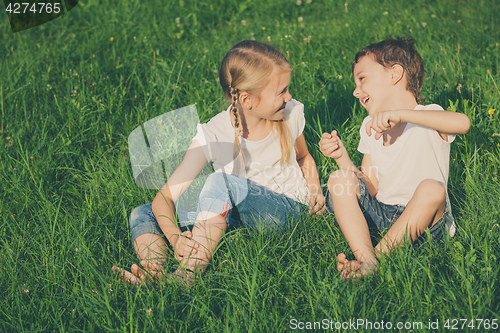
<box><xmin>113</xmin><ymin>40</ymin><xmax>325</xmax><ymax>286</ymax></box>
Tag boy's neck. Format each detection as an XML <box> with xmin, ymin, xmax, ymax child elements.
<box><xmin>379</xmin><ymin>91</ymin><xmax>418</xmax><ymax>146</ymax></box>
<box><xmin>382</xmin><ymin>91</ymin><xmax>419</xmax><ymax>112</ymax></box>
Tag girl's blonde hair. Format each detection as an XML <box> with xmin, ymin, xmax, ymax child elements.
<box><xmin>219</xmin><ymin>40</ymin><xmax>293</xmax><ymax>167</ymax></box>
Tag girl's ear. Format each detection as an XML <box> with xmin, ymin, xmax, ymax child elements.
<box><xmin>238</xmin><ymin>91</ymin><xmax>253</xmax><ymax>110</ymax></box>
<box><xmin>390</xmin><ymin>64</ymin><xmax>404</xmax><ymax>85</ymax></box>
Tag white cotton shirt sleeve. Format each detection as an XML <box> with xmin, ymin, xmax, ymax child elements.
<box><xmin>192</xmin><ymin>123</ymin><xmax>211</xmax><ymax>163</ymax></box>
<box><xmin>357</xmin><ymin>116</ymin><xmax>372</xmax><ymax>155</ymax></box>
<box><xmin>285</xmin><ymin>99</ymin><xmax>305</xmax><ymax>138</ymax></box>
<box><xmin>415</xmin><ymin>104</ymin><xmax>456</xmax><ymax>144</ymax></box>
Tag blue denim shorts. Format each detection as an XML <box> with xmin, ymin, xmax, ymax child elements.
<box><xmin>325</xmin><ymin>176</ymin><xmax>455</xmax><ymax>241</ymax></box>
<box><xmin>129</xmin><ymin>172</ymin><xmax>307</xmax><ymax>245</ymax></box>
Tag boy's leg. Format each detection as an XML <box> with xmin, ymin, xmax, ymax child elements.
<box><xmin>374</xmin><ymin>179</ymin><xmax>446</xmax><ymax>254</ymax></box>
<box><xmin>328</xmin><ymin>169</ymin><xmax>378</xmax><ymax>272</ymax></box>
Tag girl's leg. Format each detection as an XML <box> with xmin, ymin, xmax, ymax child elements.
<box><xmin>112</xmin><ymin>204</ymin><xmax>171</xmax><ymax>284</ymax></box>
<box><xmin>167</xmin><ymin>173</ymin><xmax>234</xmax><ymax>284</ymax></box>
<box><xmin>169</xmin><ymin>172</ymin><xmax>305</xmax><ymax>283</ymax></box>
<box><xmin>374</xmin><ymin>179</ymin><xmax>446</xmax><ymax>254</ymax></box>
<box><xmin>127</xmin><ymin>204</ymin><xmax>170</xmax><ymax>264</ymax></box>
<box><xmin>133</xmin><ymin>233</ymin><xmax>169</xmax><ymax>264</ymax></box>
<box><xmin>328</xmin><ymin>169</ymin><xmax>378</xmax><ymax>273</ymax></box>
<box><xmin>174</xmin><ymin>212</ymin><xmax>227</xmax><ymax>278</ymax></box>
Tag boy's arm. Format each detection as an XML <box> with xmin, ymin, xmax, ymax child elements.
<box><xmin>319</xmin><ymin>131</ymin><xmax>378</xmax><ymax>196</ymax></box>
<box><xmin>360</xmin><ymin>154</ymin><xmax>378</xmax><ymax>198</ymax></box>
<box><xmin>319</xmin><ymin>131</ymin><xmax>358</xmax><ymax>170</ymax></box>
<box><xmin>295</xmin><ymin>134</ymin><xmax>325</xmax><ymax>214</ymax></box>
<box><xmin>367</xmin><ymin>109</ymin><xmax>470</xmax><ymax>140</ymax></box>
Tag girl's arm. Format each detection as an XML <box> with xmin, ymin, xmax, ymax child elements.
<box><xmin>152</xmin><ymin>139</ymin><xmax>208</xmax><ymax>248</ymax></box>
<box><xmin>367</xmin><ymin>109</ymin><xmax>470</xmax><ymax>140</ymax></box>
<box><xmin>295</xmin><ymin>134</ymin><xmax>325</xmax><ymax>214</ymax></box>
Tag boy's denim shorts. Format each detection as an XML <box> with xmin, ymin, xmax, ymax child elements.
<box><xmin>129</xmin><ymin>172</ymin><xmax>307</xmax><ymax>245</ymax></box>
<box><xmin>325</xmin><ymin>176</ymin><xmax>455</xmax><ymax>242</ymax></box>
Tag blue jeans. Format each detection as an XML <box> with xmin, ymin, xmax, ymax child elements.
<box><xmin>325</xmin><ymin>176</ymin><xmax>454</xmax><ymax>242</ymax></box>
<box><xmin>129</xmin><ymin>173</ymin><xmax>307</xmax><ymax>244</ymax></box>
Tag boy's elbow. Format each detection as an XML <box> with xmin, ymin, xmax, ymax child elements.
<box><xmin>459</xmin><ymin>113</ymin><xmax>471</xmax><ymax>134</ymax></box>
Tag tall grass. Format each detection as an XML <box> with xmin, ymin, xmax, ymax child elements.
<box><xmin>1</xmin><ymin>0</ymin><xmax>499</xmax><ymax>331</ymax></box>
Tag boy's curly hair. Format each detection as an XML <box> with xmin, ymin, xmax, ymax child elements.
<box><xmin>352</xmin><ymin>37</ymin><xmax>425</xmax><ymax>104</ymax></box>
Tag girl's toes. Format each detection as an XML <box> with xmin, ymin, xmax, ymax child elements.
<box><xmin>166</xmin><ymin>269</ymin><xmax>196</xmax><ymax>288</ymax></box>
<box><xmin>112</xmin><ymin>266</ymin><xmax>141</xmax><ymax>285</ymax></box>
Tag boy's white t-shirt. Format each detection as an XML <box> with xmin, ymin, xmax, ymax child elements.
<box><xmin>192</xmin><ymin>99</ymin><xmax>310</xmax><ymax>205</ymax></box>
<box><xmin>357</xmin><ymin>104</ymin><xmax>456</xmax><ymax>234</ymax></box>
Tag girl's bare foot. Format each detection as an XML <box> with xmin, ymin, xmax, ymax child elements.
<box><xmin>337</xmin><ymin>253</ymin><xmax>361</xmax><ymax>278</ymax></box>
<box><xmin>166</xmin><ymin>268</ymin><xmax>197</xmax><ymax>288</ymax></box>
<box><xmin>336</xmin><ymin>253</ymin><xmax>377</xmax><ymax>279</ymax></box>
<box><xmin>112</xmin><ymin>261</ymin><xmax>165</xmax><ymax>285</ymax></box>
<box><xmin>112</xmin><ymin>265</ymin><xmax>141</xmax><ymax>285</ymax></box>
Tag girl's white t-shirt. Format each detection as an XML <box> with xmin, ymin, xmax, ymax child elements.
<box><xmin>357</xmin><ymin>104</ymin><xmax>456</xmax><ymax>235</ymax></box>
<box><xmin>192</xmin><ymin>99</ymin><xmax>310</xmax><ymax>205</ymax></box>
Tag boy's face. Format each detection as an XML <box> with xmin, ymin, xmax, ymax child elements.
<box><xmin>352</xmin><ymin>55</ymin><xmax>394</xmax><ymax>117</ymax></box>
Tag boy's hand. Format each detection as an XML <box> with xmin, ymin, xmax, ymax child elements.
<box><xmin>173</xmin><ymin>231</ymin><xmax>199</xmax><ymax>261</ymax></box>
<box><xmin>366</xmin><ymin>110</ymin><xmax>402</xmax><ymax>140</ymax></box>
<box><xmin>308</xmin><ymin>192</ymin><xmax>326</xmax><ymax>215</ymax></box>
<box><xmin>319</xmin><ymin>130</ymin><xmax>343</xmax><ymax>159</ymax></box>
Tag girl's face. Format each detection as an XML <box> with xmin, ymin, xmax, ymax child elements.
<box><xmin>248</xmin><ymin>69</ymin><xmax>292</xmax><ymax>121</ymax></box>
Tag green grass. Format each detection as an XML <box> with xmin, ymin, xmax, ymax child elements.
<box><xmin>1</xmin><ymin>0</ymin><xmax>499</xmax><ymax>331</ymax></box>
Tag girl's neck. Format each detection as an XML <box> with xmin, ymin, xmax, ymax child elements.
<box><xmin>232</xmin><ymin>107</ymin><xmax>274</xmax><ymax>141</ymax></box>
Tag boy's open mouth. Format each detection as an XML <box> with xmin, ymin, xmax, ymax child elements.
<box><xmin>362</xmin><ymin>97</ymin><xmax>370</xmax><ymax>105</ymax></box>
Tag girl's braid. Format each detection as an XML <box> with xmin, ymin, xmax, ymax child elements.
<box><xmin>230</xmin><ymin>86</ymin><xmax>243</xmax><ymax>137</ymax></box>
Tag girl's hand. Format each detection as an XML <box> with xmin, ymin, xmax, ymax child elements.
<box><xmin>173</xmin><ymin>231</ymin><xmax>199</xmax><ymax>261</ymax></box>
<box><xmin>366</xmin><ymin>110</ymin><xmax>402</xmax><ymax>139</ymax></box>
<box><xmin>319</xmin><ymin>130</ymin><xmax>343</xmax><ymax>160</ymax></box>
<box><xmin>308</xmin><ymin>192</ymin><xmax>326</xmax><ymax>215</ymax></box>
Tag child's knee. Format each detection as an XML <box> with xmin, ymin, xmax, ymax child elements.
<box><xmin>327</xmin><ymin>170</ymin><xmax>359</xmax><ymax>196</ymax></box>
<box><xmin>196</xmin><ymin>210</ymin><xmax>224</xmax><ymax>222</ymax></box>
<box><xmin>193</xmin><ymin>211</ymin><xmax>228</xmax><ymax>235</ymax></box>
<box><xmin>202</xmin><ymin>172</ymin><xmax>226</xmax><ymax>189</ymax></box>
<box><xmin>129</xmin><ymin>204</ymin><xmax>152</xmax><ymax>229</ymax></box>
<box><xmin>414</xmin><ymin>179</ymin><xmax>446</xmax><ymax>205</ymax></box>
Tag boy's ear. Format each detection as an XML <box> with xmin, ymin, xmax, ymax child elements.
<box><xmin>390</xmin><ymin>64</ymin><xmax>404</xmax><ymax>85</ymax></box>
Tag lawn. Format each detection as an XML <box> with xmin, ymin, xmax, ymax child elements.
<box><xmin>1</xmin><ymin>0</ymin><xmax>499</xmax><ymax>331</ymax></box>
